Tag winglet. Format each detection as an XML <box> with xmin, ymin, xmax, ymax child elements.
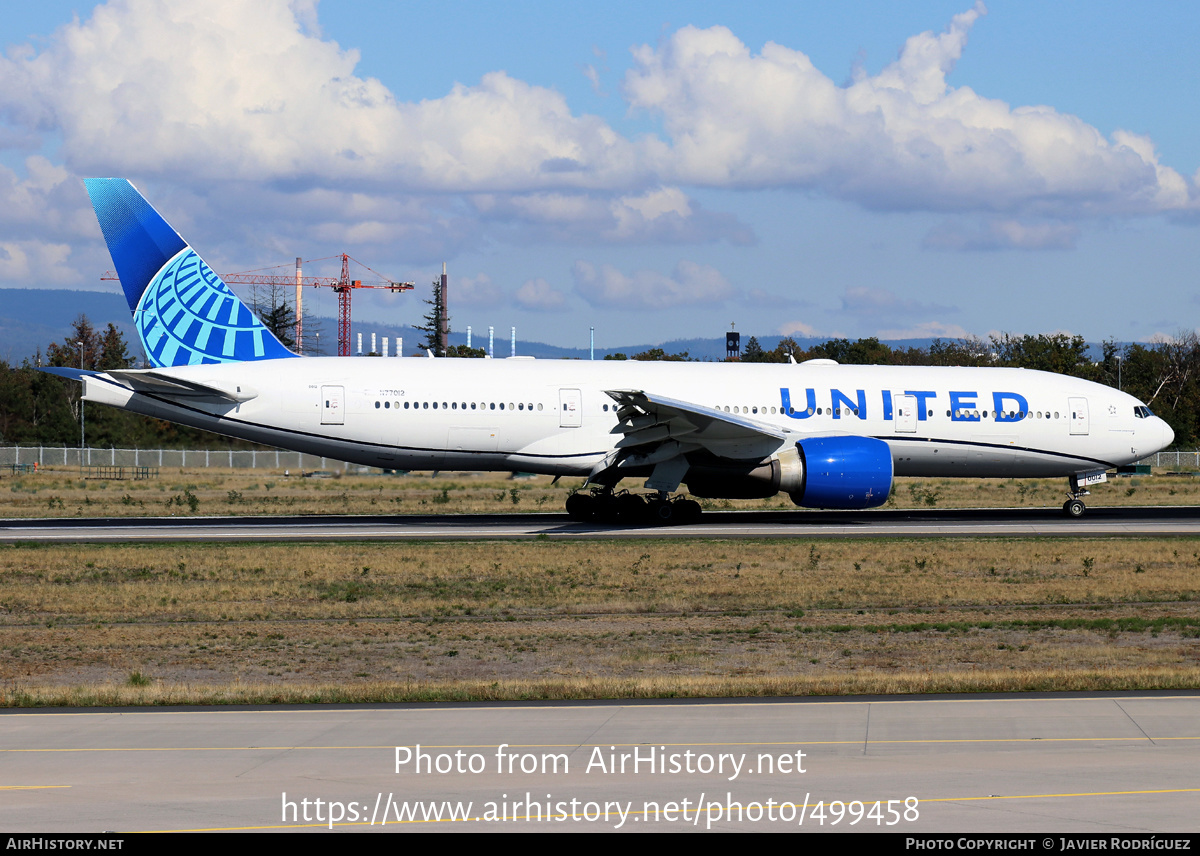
<box><xmin>83</xmin><ymin>179</ymin><xmax>296</xmax><ymax>368</ymax></box>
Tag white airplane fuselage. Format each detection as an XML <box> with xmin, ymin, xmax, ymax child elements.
<box><xmin>83</xmin><ymin>356</ymin><xmax>1170</xmax><ymax>484</ymax></box>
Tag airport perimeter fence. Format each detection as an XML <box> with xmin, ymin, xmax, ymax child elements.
<box><xmin>0</xmin><ymin>446</ymin><xmax>348</xmax><ymax>471</ymax></box>
<box><xmin>0</xmin><ymin>446</ymin><xmax>1195</xmax><ymax>472</ymax></box>
<box><xmin>1139</xmin><ymin>450</ymin><xmax>1200</xmax><ymax>469</ymax></box>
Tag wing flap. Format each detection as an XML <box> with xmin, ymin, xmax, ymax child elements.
<box><xmin>604</xmin><ymin>389</ymin><xmax>791</xmax><ymax>445</ymax></box>
<box><xmin>602</xmin><ymin>388</ymin><xmax>794</xmax><ymax>479</ymax></box>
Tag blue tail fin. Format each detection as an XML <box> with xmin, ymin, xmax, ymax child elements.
<box><xmin>84</xmin><ymin>178</ymin><xmax>296</xmax><ymax>367</ymax></box>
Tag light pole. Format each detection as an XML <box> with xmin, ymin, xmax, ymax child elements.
<box><xmin>77</xmin><ymin>340</ymin><xmax>85</xmax><ymax>462</ymax></box>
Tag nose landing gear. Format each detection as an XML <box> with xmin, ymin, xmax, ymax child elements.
<box><xmin>1062</xmin><ymin>474</ymin><xmax>1091</xmax><ymax>518</ymax></box>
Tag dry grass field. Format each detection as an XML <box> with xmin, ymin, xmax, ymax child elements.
<box><xmin>2</xmin><ymin>465</ymin><xmax>1200</xmax><ymax>518</ymax></box>
<box><xmin>1</xmin><ymin>536</ymin><xmax>1198</xmax><ymax>706</ymax></box>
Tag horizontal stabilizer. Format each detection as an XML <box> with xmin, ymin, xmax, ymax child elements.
<box><xmin>38</xmin><ymin>367</ymin><xmax>98</xmax><ymax>382</ymax></box>
<box><xmin>104</xmin><ymin>369</ymin><xmax>258</xmax><ymax>402</ymax></box>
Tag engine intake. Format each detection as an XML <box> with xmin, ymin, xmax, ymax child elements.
<box><xmin>790</xmin><ymin>436</ymin><xmax>893</xmax><ymax>509</ymax></box>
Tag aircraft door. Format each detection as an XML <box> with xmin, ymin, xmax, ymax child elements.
<box><xmin>321</xmin><ymin>385</ymin><xmax>345</xmax><ymax>425</ymax></box>
<box><xmin>559</xmin><ymin>388</ymin><xmax>582</xmax><ymax>428</ymax></box>
<box><xmin>1069</xmin><ymin>397</ymin><xmax>1089</xmax><ymax>435</ymax></box>
<box><xmin>894</xmin><ymin>394</ymin><xmax>918</xmax><ymax>433</ymax></box>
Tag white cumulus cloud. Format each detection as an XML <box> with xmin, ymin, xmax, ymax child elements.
<box><xmin>0</xmin><ymin>0</ymin><xmax>649</xmax><ymax>191</ymax></box>
<box><xmin>572</xmin><ymin>259</ymin><xmax>735</xmax><ymax>310</ymax></box>
<box><xmin>450</xmin><ymin>273</ymin><xmax>504</xmax><ymax>308</ymax></box>
<box><xmin>514</xmin><ymin>278</ymin><xmax>569</xmax><ymax>312</ymax></box>
<box><xmin>623</xmin><ymin>2</ymin><xmax>1197</xmax><ymax>217</ymax></box>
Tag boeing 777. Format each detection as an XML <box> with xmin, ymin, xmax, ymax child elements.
<box><xmin>47</xmin><ymin>179</ymin><xmax>1175</xmax><ymax>523</ymax></box>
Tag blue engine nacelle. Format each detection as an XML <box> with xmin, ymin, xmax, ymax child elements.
<box><xmin>789</xmin><ymin>436</ymin><xmax>893</xmax><ymax>509</ymax></box>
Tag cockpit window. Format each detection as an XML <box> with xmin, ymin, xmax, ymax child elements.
<box><xmin>1134</xmin><ymin>406</ymin><xmax>1154</xmax><ymax>418</ymax></box>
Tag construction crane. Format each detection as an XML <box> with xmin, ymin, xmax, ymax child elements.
<box><xmin>223</xmin><ymin>254</ymin><xmax>413</xmax><ymax>356</ymax></box>
<box><xmin>103</xmin><ymin>254</ymin><xmax>414</xmax><ymax>356</ymax></box>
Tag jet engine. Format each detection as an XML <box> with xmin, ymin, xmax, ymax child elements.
<box><xmin>789</xmin><ymin>436</ymin><xmax>893</xmax><ymax>509</ymax></box>
<box><xmin>683</xmin><ymin>446</ymin><xmax>805</xmax><ymax>499</ymax></box>
<box><xmin>683</xmin><ymin>437</ymin><xmax>893</xmax><ymax>509</ymax></box>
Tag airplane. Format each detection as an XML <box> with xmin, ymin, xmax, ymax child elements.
<box><xmin>45</xmin><ymin>178</ymin><xmax>1175</xmax><ymax>523</ymax></box>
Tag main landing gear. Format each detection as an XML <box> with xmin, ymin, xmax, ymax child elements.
<box><xmin>565</xmin><ymin>489</ymin><xmax>702</xmax><ymax>525</ymax></box>
<box><xmin>1062</xmin><ymin>475</ymin><xmax>1090</xmax><ymax>518</ymax></box>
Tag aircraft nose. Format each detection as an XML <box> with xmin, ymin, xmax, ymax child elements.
<box><xmin>1161</xmin><ymin>418</ymin><xmax>1175</xmax><ymax>451</ymax></box>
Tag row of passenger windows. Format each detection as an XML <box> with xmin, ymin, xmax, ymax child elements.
<box><xmin>375</xmin><ymin>400</ymin><xmax>544</xmax><ymax>411</ymax></box>
<box><xmin>371</xmin><ymin>398</ymin><xmax>1085</xmax><ymax>422</ymax></box>
<box><xmin>716</xmin><ymin>404</ymin><xmax>1067</xmax><ymax>420</ymax></box>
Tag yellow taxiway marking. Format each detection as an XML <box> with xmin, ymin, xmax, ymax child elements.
<box><xmin>0</xmin><ymin>785</ymin><xmax>70</xmax><ymax>791</ymax></box>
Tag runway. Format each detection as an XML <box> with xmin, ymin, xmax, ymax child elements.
<box><xmin>5</xmin><ymin>505</ymin><xmax>1200</xmax><ymax>542</ymax></box>
<box><xmin>2</xmin><ymin>693</ymin><xmax>1197</xmax><ymax>832</ymax></box>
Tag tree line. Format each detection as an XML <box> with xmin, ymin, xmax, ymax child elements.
<box><xmin>2</xmin><ymin>315</ymin><xmax>1197</xmax><ymax>448</ymax></box>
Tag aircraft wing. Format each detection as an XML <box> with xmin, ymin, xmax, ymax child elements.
<box><xmin>602</xmin><ymin>389</ymin><xmax>794</xmax><ymax>490</ymax></box>
<box><xmin>102</xmin><ymin>369</ymin><xmax>258</xmax><ymax>403</ymax></box>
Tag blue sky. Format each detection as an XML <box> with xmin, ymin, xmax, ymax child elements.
<box><xmin>2</xmin><ymin>1</ymin><xmax>1198</xmax><ymax>350</ymax></box>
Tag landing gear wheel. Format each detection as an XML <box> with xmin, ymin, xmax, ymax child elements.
<box><xmin>675</xmin><ymin>498</ymin><xmax>702</xmax><ymax>524</ymax></box>
<box><xmin>592</xmin><ymin>492</ymin><xmax>621</xmax><ymax>523</ymax></box>
<box><xmin>1062</xmin><ymin>498</ymin><xmax>1086</xmax><ymax>518</ymax></box>
<box><xmin>565</xmin><ymin>492</ymin><xmax>595</xmax><ymax>521</ymax></box>
<box><xmin>614</xmin><ymin>492</ymin><xmax>646</xmax><ymax>523</ymax></box>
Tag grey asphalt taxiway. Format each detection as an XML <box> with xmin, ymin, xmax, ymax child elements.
<box><xmin>2</xmin><ymin>693</ymin><xmax>1197</xmax><ymax>832</ymax></box>
<box><xmin>5</xmin><ymin>505</ymin><xmax>1200</xmax><ymax>541</ymax></box>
